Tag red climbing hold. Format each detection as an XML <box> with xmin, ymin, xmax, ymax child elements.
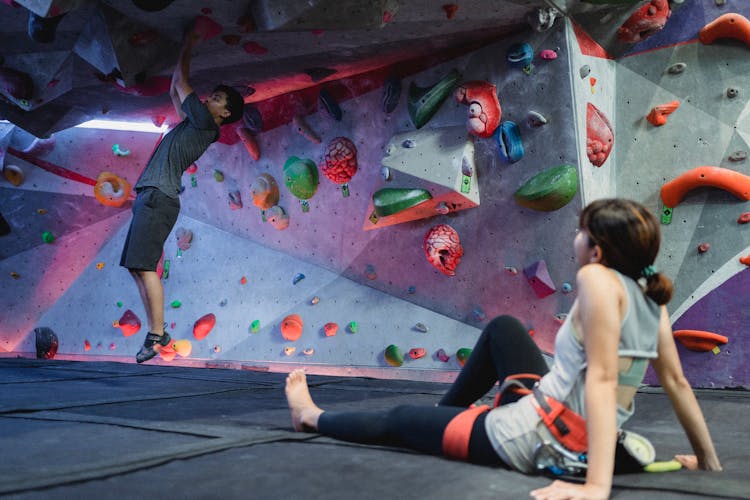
<box><xmin>673</xmin><ymin>329</ymin><xmax>728</xmax><ymax>352</ymax></box>
<box><xmin>282</xmin><ymin>314</ymin><xmax>304</xmax><ymax>341</ymax></box>
<box><xmin>193</xmin><ymin>313</ymin><xmax>216</xmax><ymax>340</ymax></box>
<box><xmin>409</xmin><ymin>348</ymin><xmax>427</xmax><ymax>359</ymax></box>
<box><xmin>117</xmin><ymin>309</ymin><xmax>142</xmax><ymax>337</ymax></box>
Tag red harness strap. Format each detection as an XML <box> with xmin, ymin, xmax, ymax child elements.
<box><xmin>532</xmin><ymin>387</ymin><xmax>588</xmax><ymax>453</ymax></box>
<box><xmin>442</xmin><ymin>405</ymin><xmax>490</xmax><ymax>460</ymax></box>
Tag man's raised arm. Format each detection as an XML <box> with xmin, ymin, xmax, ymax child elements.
<box><xmin>170</xmin><ymin>28</ymin><xmax>200</xmax><ymax>118</ymax></box>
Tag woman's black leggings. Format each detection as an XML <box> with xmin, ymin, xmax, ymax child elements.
<box><xmin>317</xmin><ymin>315</ymin><xmax>550</xmax><ymax>465</ymax></box>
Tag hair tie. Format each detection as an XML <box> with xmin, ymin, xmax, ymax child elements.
<box><xmin>641</xmin><ymin>265</ymin><xmax>657</xmax><ymax>279</ymax></box>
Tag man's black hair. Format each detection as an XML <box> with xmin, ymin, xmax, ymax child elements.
<box><xmin>213</xmin><ymin>85</ymin><xmax>244</xmax><ymax>124</ymax></box>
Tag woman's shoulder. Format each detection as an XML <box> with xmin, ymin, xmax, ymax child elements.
<box><xmin>576</xmin><ymin>264</ymin><xmax>626</xmax><ymax>296</ymax></box>
<box><xmin>576</xmin><ymin>263</ymin><xmax>618</xmax><ymax>282</ymax></box>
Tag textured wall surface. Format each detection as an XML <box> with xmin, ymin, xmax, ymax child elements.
<box><xmin>1</xmin><ymin>0</ymin><xmax>748</xmax><ymax>387</ymax></box>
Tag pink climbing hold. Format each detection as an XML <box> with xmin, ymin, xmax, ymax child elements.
<box><xmin>193</xmin><ymin>313</ymin><xmax>217</xmax><ymax>340</ymax></box>
<box><xmin>117</xmin><ymin>309</ymin><xmax>142</xmax><ymax>337</ymax></box>
<box><xmin>320</xmin><ymin>137</ymin><xmax>358</xmax><ymax>185</ymax></box>
<box><xmin>586</xmin><ymin>103</ymin><xmax>613</xmax><ymax>167</ymax></box>
<box><xmin>523</xmin><ymin>260</ymin><xmax>556</xmax><ymax>298</ymax></box>
<box><xmin>243</xmin><ymin>41</ymin><xmax>268</xmax><ymax>55</ymax></box>
<box><xmin>738</xmin><ymin>212</ymin><xmax>750</xmax><ymax>224</ymax></box>
<box><xmin>409</xmin><ymin>348</ymin><xmax>427</xmax><ymax>359</ymax></box>
<box><xmin>424</xmin><ymin>224</ymin><xmax>463</xmax><ymax>276</ymax></box>
<box><xmin>194</xmin><ymin>15</ymin><xmax>222</xmax><ymax>41</ymax></box>
<box><xmin>539</xmin><ymin>49</ymin><xmax>558</xmax><ymax>60</ymax></box>
<box><xmin>436</xmin><ymin>348</ymin><xmax>450</xmax><ymax>362</ymax></box>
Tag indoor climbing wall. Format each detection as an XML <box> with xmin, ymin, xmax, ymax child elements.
<box><xmin>611</xmin><ymin>0</ymin><xmax>750</xmax><ymax>388</ymax></box>
<box><xmin>1</xmin><ymin>20</ymin><xmax>582</xmax><ymax>380</ymax></box>
<box><xmin>2</xmin><ymin>0</ymin><xmax>748</xmax><ymax>388</ymax></box>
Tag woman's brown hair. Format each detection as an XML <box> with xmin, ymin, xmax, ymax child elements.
<box><xmin>579</xmin><ymin>198</ymin><xmax>673</xmax><ymax>305</ymax></box>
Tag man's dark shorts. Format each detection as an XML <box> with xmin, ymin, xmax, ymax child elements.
<box><xmin>120</xmin><ymin>187</ymin><xmax>180</xmax><ymax>271</ymax></box>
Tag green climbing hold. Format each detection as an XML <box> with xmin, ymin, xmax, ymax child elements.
<box><xmin>372</xmin><ymin>188</ymin><xmax>432</xmax><ymax>217</ymax></box>
<box><xmin>514</xmin><ymin>164</ymin><xmax>578</xmax><ymax>212</ymax></box>
<box><xmin>170</xmin><ymin>300</ymin><xmax>181</xmax><ymax>308</ymax></box>
<box><xmin>213</xmin><ymin>169</ymin><xmax>225</xmax><ymax>182</ymax></box>
<box><xmin>456</xmin><ymin>348</ymin><xmax>472</xmax><ymax>366</ymax></box>
<box><xmin>408</xmin><ymin>69</ymin><xmax>461</xmax><ymax>129</ymax></box>
<box><xmin>384</xmin><ymin>344</ymin><xmax>405</xmax><ymax>367</ymax></box>
<box><xmin>251</xmin><ymin>319</ymin><xmax>260</xmax><ymax>333</ymax></box>
<box><xmin>116</xmin><ymin>301</ymin><xmax>123</xmax><ymax>308</ymax></box>
<box><xmin>348</xmin><ymin>321</ymin><xmax>358</xmax><ymax>334</ymax></box>
<box><xmin>283</xmin><ymin>156</ymin><xmax>319</xmax><ymax>200</ymax></box>
<box><xmin>41</xmin><ymin>231</ymin><xmax>55</xmax><ymax>243</ymax></box>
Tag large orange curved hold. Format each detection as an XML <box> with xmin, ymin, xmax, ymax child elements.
<box><xmin>94</xmin><ymin>171</ymin><xmax>132</xmax><ymax>207</ymax></box>
<box><xmin>673</xmin><ymin>329</ymin><xmax>728</xmax><ymax>352</ymax></box>
<box><xmin>699</xmin><ymin>13</ymin><xmax>750</xmax><ymax>47</ymax></box>
<box><xmin>660</xmin><ymin>166</ymin><xmax>750</xmax><ymax>207</ymax></box>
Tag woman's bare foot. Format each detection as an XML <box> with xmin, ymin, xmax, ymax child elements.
<box><xmin>285</xmin><ymin>369</ymin><xmax>323</xmax><ymax>432</ymax></box>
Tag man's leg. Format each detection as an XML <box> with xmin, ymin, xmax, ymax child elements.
<box><xmin>131</xmin><ymin>270</ymin><xmax>164</xmax><ymax>335</ymax></box>
<box><xmin>132</xmin><ymin>269</ymin><xmax>170</xmax><ymax>363</ymax></box>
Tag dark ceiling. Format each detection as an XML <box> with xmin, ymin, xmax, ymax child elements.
<box><xmin>0</xmin><ymin>0</ymin><xmax>638</xmax><ymax>137</ymax></box>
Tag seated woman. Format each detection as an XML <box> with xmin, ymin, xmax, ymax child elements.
<box><xmin>285</xmin><ymin>198</ymin><xmax>722</xmax><ymax>500</ymax></box>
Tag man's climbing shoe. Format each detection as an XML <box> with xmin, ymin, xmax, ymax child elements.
<box><xmin>136</xmin><ymin>332</ymin><xmax>171</xmax><ymax>364</ymax></box>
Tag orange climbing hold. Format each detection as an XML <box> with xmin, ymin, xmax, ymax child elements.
<box><xmin>646</xmin><ymin>100</ymin><xmax>679</xmax><ymax>126</ymax></box>
<box><xmin>660</xmin><ymin>166</ymin><xmax>750</xmax><ymax>207</ymax></box>
<box><xmin>673</xmin><ymin>329</ymin><xmax>728</xmax><ymax>352</ymax></box>
<box><xmin>740</xmin><ymin>254</ymin><xmax>750</xmax><ymax>266</ymax></box>
<box><xmin>193</xmin><ymin>313</ymin><xmax>216</xmax><ymax>340</ymax></box>
<box><xmin>94</xmin><ymin>171</ymin><xmax>132</xmax><ymax>207</ymax></box>
<box><xmin>172</xmin><ymin>339</ymin><xmax>192</xmax><ymax>357</ymax></box>
<box><xmin>281</xmin><ymin>314</ymin><xmax>304</xmax><ymax>341</ymax></box>
<box><xmin>236</xmin><ymin>128</ymin><xmax>260</xmax><ymax>161</ymax></box>
<box><xmin>699</xmin><ymin>12</ymin><xmax>750</xmax><ymax>47</ymax></box>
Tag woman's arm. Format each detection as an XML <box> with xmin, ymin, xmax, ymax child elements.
<box><xmin>650</xmin><ymin>306</ymin><xmax>722</xmax><ymax>471</ymax></box>
<box><xmin>531</xmin><ymin>264</ymin><xmax>623</xmax><ymax>500</ymax></box>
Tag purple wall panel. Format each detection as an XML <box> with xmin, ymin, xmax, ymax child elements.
<box><xmin>645</xmin><ymin>268</ymin><xmax>749</xmax><ymax>388</ymax></box>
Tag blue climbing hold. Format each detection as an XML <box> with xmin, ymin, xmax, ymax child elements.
<box><xmin>506</xmin><ymin>43</ymin><xmax>533</xmax><ymax>69</ymax></box>
<box><xmin>495</xmin><ymin>121</ymin><xmax>524</xmax><ymax>164</ymax></box>
<box><xmin>293</xmin><ymin>273</ymin><xmax>305</xmax><ymax>285</ymax></box>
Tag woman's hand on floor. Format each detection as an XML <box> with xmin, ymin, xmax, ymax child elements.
<box><xmin>530</xmin><ymin>479</ymin><xmax>609</xmax><ymax>500</ymax></box>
